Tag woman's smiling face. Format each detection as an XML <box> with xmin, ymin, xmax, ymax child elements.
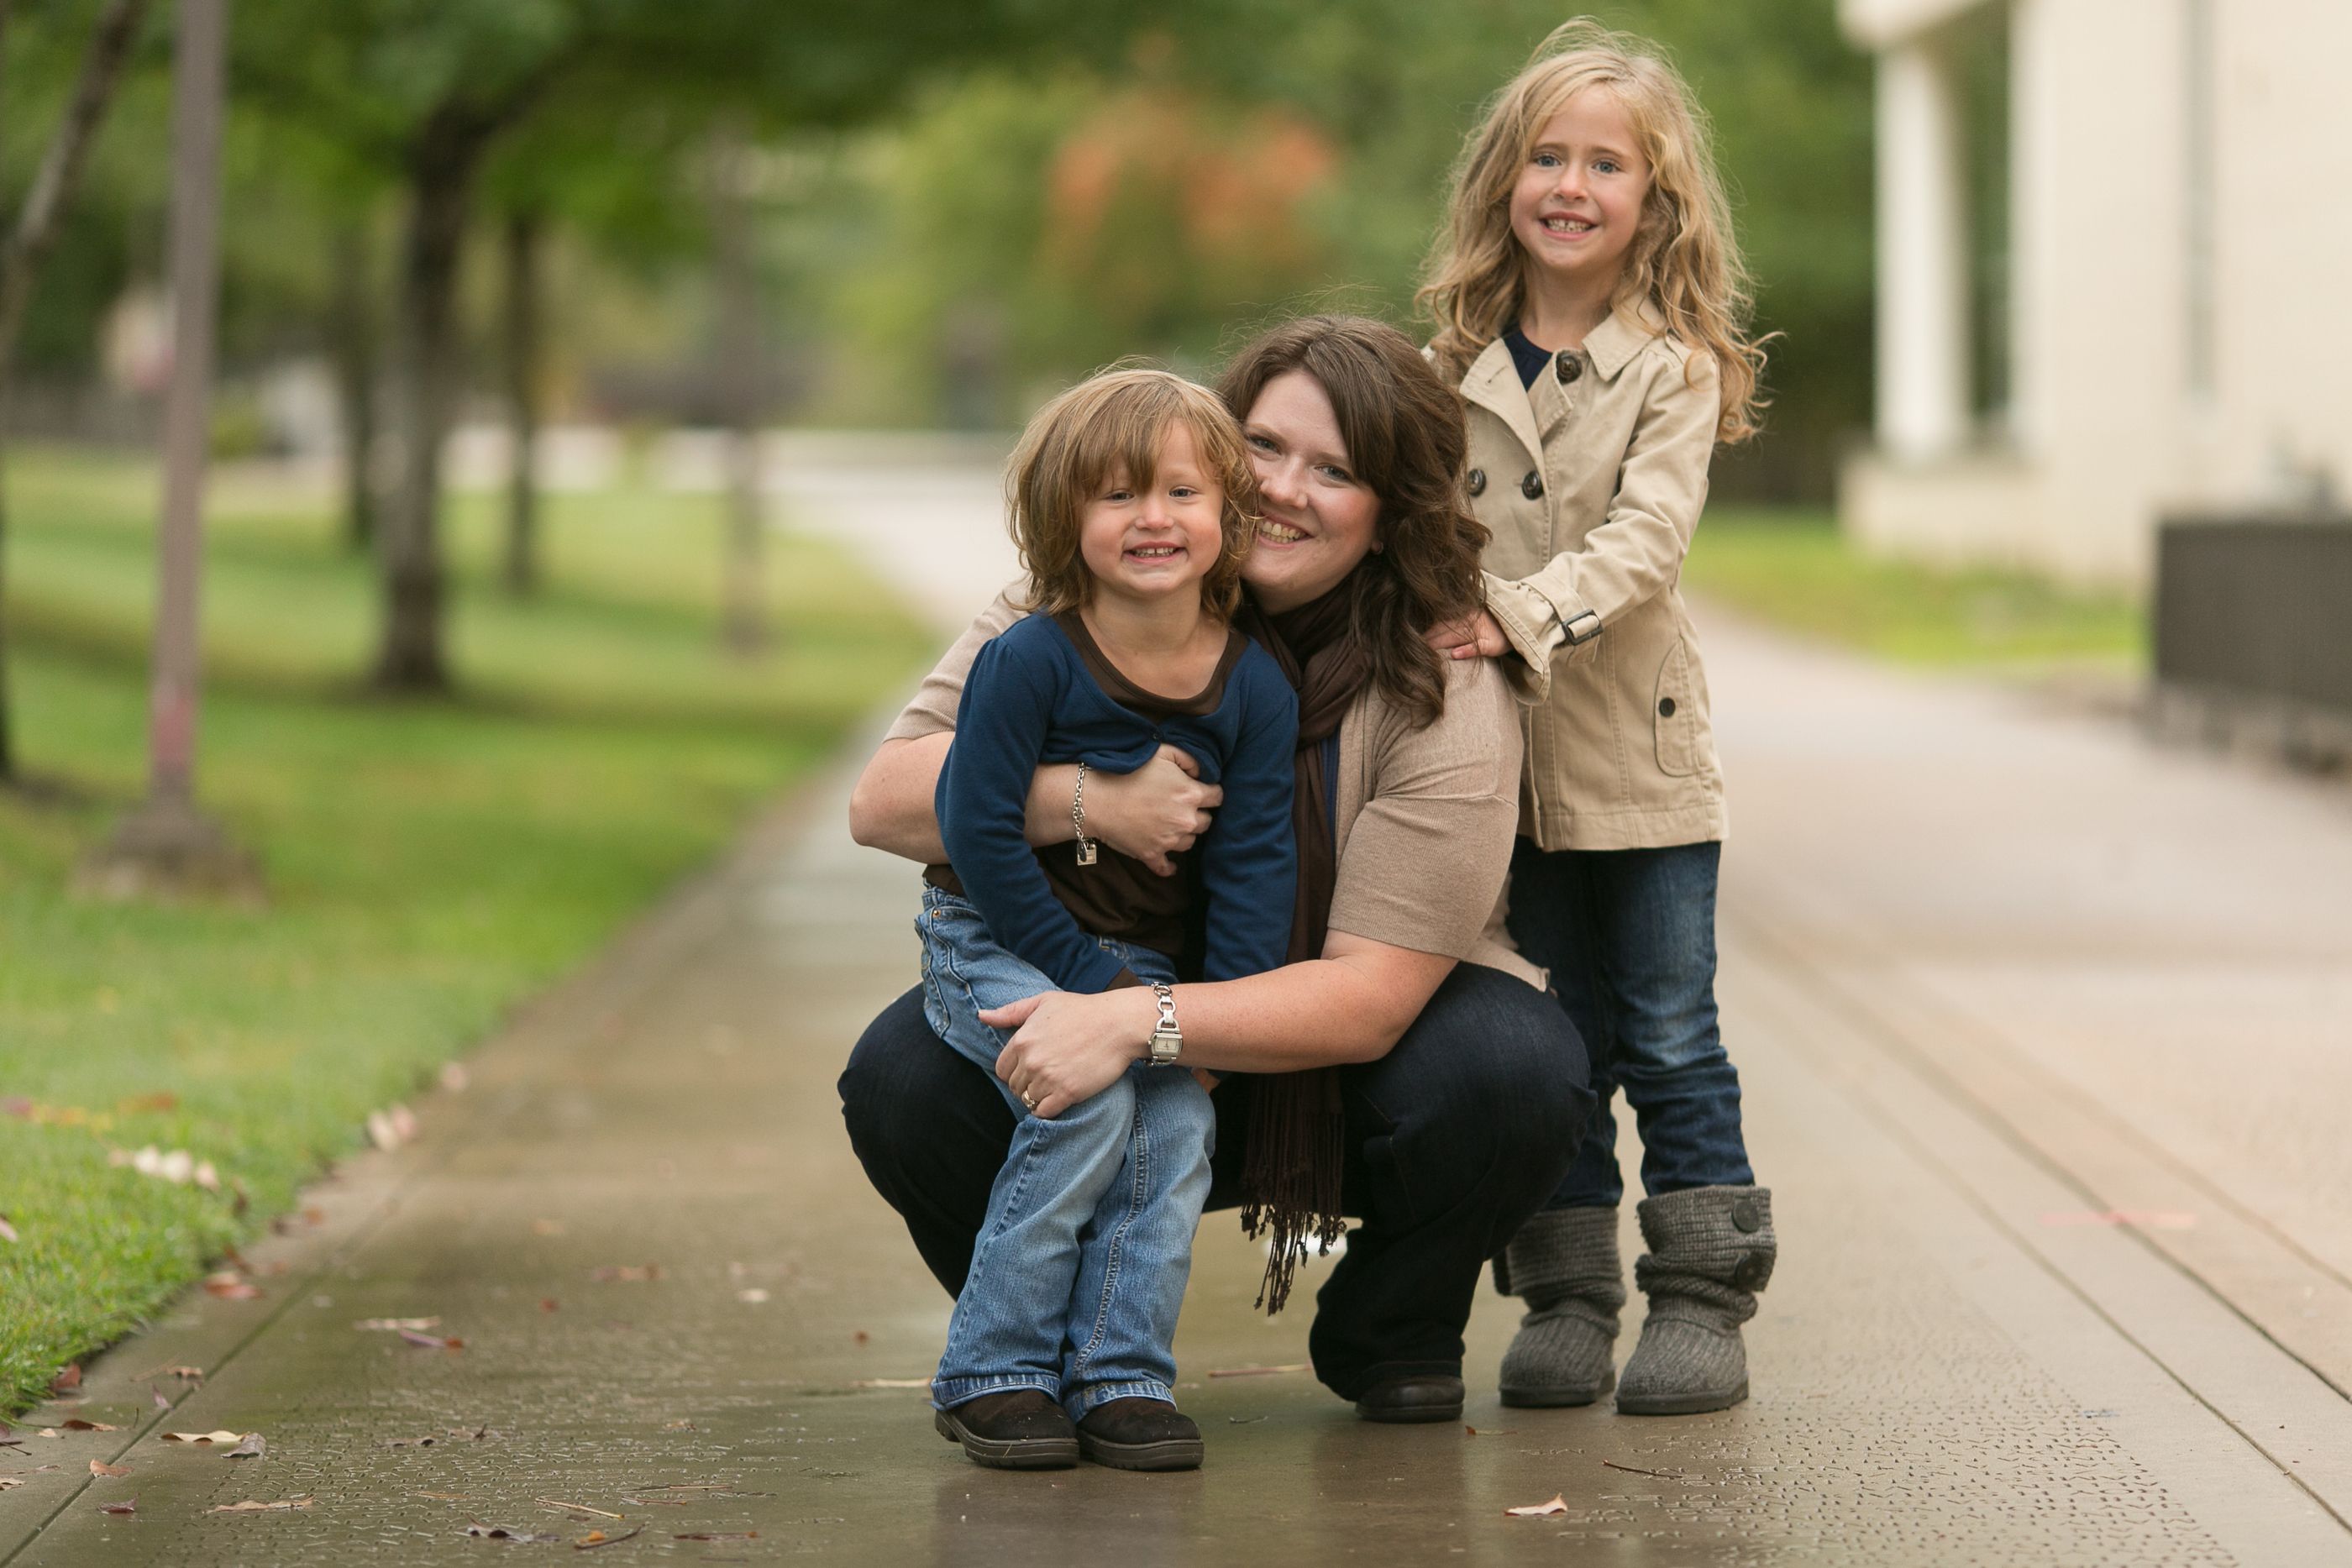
<box><xmin>1239</xmin><ymin>370</ymin><xmax>1380</xmax><ymax>613</ymax></box>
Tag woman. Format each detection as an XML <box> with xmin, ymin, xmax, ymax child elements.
<box><xmin>841</xmin><ymin>316</ymin><xmax>1593</xmax><ymax>1424</ymax></box>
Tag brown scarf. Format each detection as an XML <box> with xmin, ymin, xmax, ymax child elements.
<box><xmin>1232</xmin><ymin>585</ymin><xmax>1370</xmax><ymax>1313</ymax></box>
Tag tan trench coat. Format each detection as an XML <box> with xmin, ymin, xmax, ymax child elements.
<box><xmin>1459</xmin><ymin>301</ymin><xmax>1729</xmax><ymax>852</ymax></box>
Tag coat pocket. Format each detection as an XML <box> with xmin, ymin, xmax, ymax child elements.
<box><xmin>1653</xmin><ymin>637</ymin><xmax>1700</xmax><ymax>778</ymax></box>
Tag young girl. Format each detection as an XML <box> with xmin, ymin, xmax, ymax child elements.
<box><xmin>918</xmin><ymin>369</ymin><xmax>1297</xmax><ymax>1471</ymax></box>
<box><xmin>1420</xmin><ymin>21</ymin><xmax>1776</xmax><ymax>1417</ymax></box>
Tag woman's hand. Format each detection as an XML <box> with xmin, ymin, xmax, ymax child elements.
<box><xmin>1424</xmin><ymin>610</ymin><xmax>1509</xmax><ymax>661</ymax></box>
<box><xmin>1080</xmin><ymin>745</ymin><xmax>1223</xmax><ymax>875</ymax></box>
<box><xmin>981</xmin><ymin>989</ymin><xmax>1155</xmax><ymax>1119</ymax></box>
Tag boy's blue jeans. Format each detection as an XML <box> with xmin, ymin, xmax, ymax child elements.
<box><xmin>1504</xmin><ymin>839</ymin><xmax>1754</xmax><ymax>1209</ymax></box>
<box><xmin>916</xmin><ymin>885</ymin><xmax>1215</xmax><ymax>1419</ymax></box>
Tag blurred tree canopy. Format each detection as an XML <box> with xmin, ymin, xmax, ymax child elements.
<box><xmin>797</xmin><ymin>0</ymin><xmax>1871</xmax><ymax>500</ymax></box>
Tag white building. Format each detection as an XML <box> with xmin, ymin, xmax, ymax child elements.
<box><xmin>1839</xmin><ymin>0</ymin><xmax>2352</xmax><ymax>587</ymax></box>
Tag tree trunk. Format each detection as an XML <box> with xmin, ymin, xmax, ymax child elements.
<box><xmin>0</xmin><ymin>0</ymin><xmax>152</xmax><ymax>785</ymax></box>
<box><xmin>371</xmin><ymin>116</ymin><xmax>484</xmax><ymax>694</ymax></box>
<box><xmin>500</xmin><ymin>207</ymin><xmax>543</xmax><ymax>597</ymax></box>
<box><xmin>711</xmin><ymin>127</ymin><xmax>766</xmax><ymax>656</ymax></box>
<box><xmin>327</xmin><ymin>221</ymin><xmax>379</xmax><ymax>553</ymax></box>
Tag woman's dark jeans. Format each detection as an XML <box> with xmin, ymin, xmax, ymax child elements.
<box><xmin>1506</xmin><ymin>838</ymin><xmax>1754</xmax><ymax>1210</ymax></box>
<box><xmin>838</xmin><ymin>962</ymin><xmax>1593</xmax><ymax>1403</ymax></box>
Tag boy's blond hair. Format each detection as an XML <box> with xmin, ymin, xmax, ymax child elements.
<box><xmin>1418</xmin><ymin>19</ymin><xmax>1769</xmax><ymax>443</ymax></box>
<box><xmin>1007</xmin><ymin>368</ymin><xmax>1257</xmax><ymax>620</ymax></box>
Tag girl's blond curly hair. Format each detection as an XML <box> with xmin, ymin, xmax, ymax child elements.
<box><xmin>1418</xmin><ymin>19</ymin><xmax>1769</xmax><ymax>443</ymax></box>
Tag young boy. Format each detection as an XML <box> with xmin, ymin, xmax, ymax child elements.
<box><xmin>919</xmin><ymin>369</ymin><xmax>1297</xmax><ymax>1471</ymax></box>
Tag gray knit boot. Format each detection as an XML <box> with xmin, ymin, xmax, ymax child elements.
<box><xmin>1496</xmin><ymin>1206</ymin><xmax>1625</xmax><ymax>1408</ymax></box>
<box><xmin>1616</xmin><ymin>1185</ymin><xmax>1774</xmax><ymax>1416</ymax></box>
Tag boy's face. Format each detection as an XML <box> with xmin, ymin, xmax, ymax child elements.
<box><xmin>1077</xmin><ymin>421</ymin><xmax>1226</xmax><ymax>608</ymax></box>
<box><xmin>1509</xmin><ymin>87</ymin><xmax>1652</xmax><ymax>296</ymax></box>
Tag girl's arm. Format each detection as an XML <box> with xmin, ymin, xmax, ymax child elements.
<box><xmin>1482</xmin><ymin>350</ymin><xmax>1721</xmax><ymax>697</ymax></box>
<box><xmin>985</xmin><ymin>933</ymin><xmax>1455</xmax><ymax>1120</ymax></box>
<box><xmin>848</xmin><ymin>736</ymin><xmax>1222</xmax><ymax>873</ymax></box>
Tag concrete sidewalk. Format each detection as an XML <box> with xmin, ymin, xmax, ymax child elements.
<box><xmin>7</xmin><ymin>448</ymin><xmax>2350</xmax><ymax>1564</ymax></box>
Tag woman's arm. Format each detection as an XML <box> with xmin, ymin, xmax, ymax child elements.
<box><xmin>849</xmin><ymin>737</ymin><xmax>1222</xmax><ymax>873</ymax></box>
<box><xmin>984</xmin><ymin>932</ymin><xmax>1456</xmax><ymax>1119</ymax></box>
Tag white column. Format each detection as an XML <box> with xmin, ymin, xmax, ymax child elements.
<box><xmin>1876</xmin><ymin>35</ymin><xmax>1970</xmax><ymax>461</ymax></box>
<box><xmin>2007</xmin><ymin>0</ymin><xmax>2059</xmax><ymax>454</ymax></box>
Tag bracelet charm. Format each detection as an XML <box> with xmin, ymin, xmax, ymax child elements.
<box><xmin>1072</xmin><ymin>762</ymin><xmax>1098</xmax><ymax>867</ymax></box>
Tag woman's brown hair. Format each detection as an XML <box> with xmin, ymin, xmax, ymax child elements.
<box><xmin>1007</xmin><ymin>368</ymin><xmax>1258</xmax><ymax>621</ymax></box>
<box><xmin>1215</xmin><ymin>316</ymin><xmax>1490</xmax><ymax>728</ymax></box>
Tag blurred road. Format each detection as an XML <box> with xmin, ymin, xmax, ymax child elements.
<box><xmin>8</xmin><ymin>438</ymin><xmax>2351</xmax><ymax>1565</ymax></box>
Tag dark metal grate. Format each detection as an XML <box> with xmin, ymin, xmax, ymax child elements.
<box><xmin>2154</xmin><ymin>517</ymin><xmax>2352</xmax><ymax>717</ymax></box>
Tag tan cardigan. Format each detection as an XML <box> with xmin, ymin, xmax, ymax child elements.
<box><xmin>887</xmin><ymin>590</ymin><xmax>1542</xmax><ymax>988</ymax></box>
<box><xmin>1460</xmin><ymin>302</ymin><xmax>1730</xmax><ymax>852</ymax></box>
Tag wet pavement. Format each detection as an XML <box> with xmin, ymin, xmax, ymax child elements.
<box><xmin>7</xmin><ymin>442</ymin><xmax>2350</xmax><ymax>1565</ymax></box>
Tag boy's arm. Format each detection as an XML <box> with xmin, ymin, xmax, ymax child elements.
<box><xmin>1482</xmin><ymin>350</ymin><xmax>1719</xmax><ymax>702</ymax></box>
<box><xmin>1193</xmin><ymin>658</ymin><xmax>1299</xmax><ymax>982</ymax></box>
<box><xmin>939</xmin><ymin>636</ymin><xmax>1131</xmax><ymax>995</ymax></box>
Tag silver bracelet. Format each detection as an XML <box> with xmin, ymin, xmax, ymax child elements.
<box><xmin>1072</xmin><ymin>762</ymin><xmax>1097</xmax><ymax>866</ymax></box>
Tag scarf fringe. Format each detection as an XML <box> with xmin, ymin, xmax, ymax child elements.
<box><xmin>1237</xmin><ymin>1070</ymin><xmax>1351</xmax><ymax>1314</ymax></box>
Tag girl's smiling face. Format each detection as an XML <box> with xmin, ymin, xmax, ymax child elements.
<box><xmin>1238</xmin><ymin>370</ymin><xmax>1381</xmax><ymax>613</ymax></box>
<box><xmin>1076</xmin><ymin>419</ymin><xmax>1226</xmax><ymax>605</ymax></box>
<box><xmin>1509</xmin><ymin>87</ymin><xmax>1652</xmax><ymax>294</ymax></box>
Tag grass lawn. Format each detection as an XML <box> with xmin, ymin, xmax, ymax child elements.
<box><xmin>0</xmin><ymin>449</ymin><xmax>932</xmax><ymax>1414</ymax></box>
<box><xmin>1687</xmin><ymin>506</ymin><xmax>2145</xmax><ymax>667</ymax></box>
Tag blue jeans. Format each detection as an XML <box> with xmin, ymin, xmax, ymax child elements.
<box><xmin>1505</xmin><ymin>839</ymin><xmax>1753</xmax><ymax>1209</ymax></box>
<box><xmin>916</xmin><ymin>886</ymin><xmax>1215</xmax><ymax>1419</ymax></box>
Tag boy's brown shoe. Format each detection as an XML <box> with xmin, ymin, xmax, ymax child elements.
<box><xmin>1075</xmin><ymin>1398</ymin><xmax>1204</xmax><ymax>1471</ymax></box>
<box><xmin>934</xmin><ymin>1389</ymin><xmax>1079</xmax><ymax>1470</ymax></box>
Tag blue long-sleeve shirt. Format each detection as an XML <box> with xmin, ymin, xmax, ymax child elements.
<box><xmin>933</xmin><ymin>611</ymin><xmax>1297</xmax><ymax>994</ymax></box>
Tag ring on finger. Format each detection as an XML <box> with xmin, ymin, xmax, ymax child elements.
<box><xmin>1020</xmin><ymin>1090</ymin><xmax>1037</xmax><ymax>1111</ymax></box>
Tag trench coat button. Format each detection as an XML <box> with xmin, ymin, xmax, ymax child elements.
<box><xmin>1520</xmin><ymin>470</ymin><xmax>1544</xmax><ymax>500</ymax></box>
<box><xmin>1658</xmin><ymin>697</ymin><xmax>1677</xmax><ymax>718</ymax></box>
<box><xmin>1730</xmin><ymin>1196</ymin><xmax>1761</xmax><ymax>1232</ymax></box>
<box><xmin>1466</xmin><ymin>468</ymin><xmax>1486</xmax><ymax>497</ymax></box>
<box><xmin>1556</xmin><ymin>349</ymin><xmax>1584</xmax><ymax>384</ymax></box>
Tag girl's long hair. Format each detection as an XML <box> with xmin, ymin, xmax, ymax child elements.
<box><xmin>1418</xmin><ymin>18</ymin><xmax>1769</xmax><ymax>443</ymax></box>
<box><xmin>1216</xmin><ymin>315</ymin><xmax>1489</xmax><ymax>729</ymax></box>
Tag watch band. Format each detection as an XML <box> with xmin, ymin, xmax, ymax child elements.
<box><xmin>1146</xmin><ymin>982</ymin><xmax>1182</xmax><ymax>1065</ymax></box>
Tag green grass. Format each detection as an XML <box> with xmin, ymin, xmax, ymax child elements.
<box><xmin>1686</xmin><ymin>506</ymin><xmax>2145</xmax><ymax>667</ymax></box>
<box><xmin>0</xmin><ymin>449</ymin><xmax>932</xmax><ymax>1414</ymax></box>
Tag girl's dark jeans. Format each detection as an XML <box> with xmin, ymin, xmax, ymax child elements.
<box><xmin>1506</xmin><ymin>837</ymin><xmax>1755</xmax><ymax>1210</ymax></box>
<box><xmin>839</xmin><ymin>961</ymin><xmax>1593</xmax><ymax>1403</ymax></box>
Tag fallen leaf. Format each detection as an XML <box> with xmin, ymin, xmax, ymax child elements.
<box><xmin>0</xmin><ymin>1477</ymin><xmax>20</xmax><ymax>1490</ymax></box>
<box><xmin>851</xmin><ymin>1329</ymin><xmax>869</xmax><ymax>1345</ymax></box>
<box><xmin>590</xmin><ymin>1264</ymin><xmax>660</xmax><ymax>1282</ymax></box>
<box><xmin>90</xmin><ymin>1460</ymin><xmax>129</xmax><ymax>1476</ymax></box>
<box><xmin>736</xmin><ymin>1288</ymin><xmax>769</xmax><ymax>1304</ymax></box>
<box><xmin>663</xmin><ymin>1420</ymin><xmax>694</xmax><ymax>1431</ymax></box>
<box><xmin>150</xmin><ymin>1386</ymin><xmax>169</xmax><ymax>1411</ymax></box>
<box><xmin>50</xmin><ymin>1366</ymin><xmax>81</xmax><ymax>1396</ymax></box>
<box><xmin>540</xmin><ymin>1298</ymin><xmax>560</xmax><ymax>1314</ymax></box>
<box><xmin>60</xmin><ymin>1419</ymin><xmax>119</xmax><ymax>1433</ymax></box>
<box><xmin>208</xmin><ymin>1497</ymin><xmax>313</xmax><ymax>1513</ymax></box>
<box><xmin>97</xmin><ymin>1498</ymin><xmax>137</xmax><ymax>1515</ymax></box>
<box><xmin>538</xmin><ymin>1498</ymin><xmax>622</xmax><ymax>1519</ymax></box>
<box><xmin>397</xmin><ymin>1328</ymin><xmax>463</xmax><ymax>1351</ymax></box>
<box><xmin>227</xmin><ymin>1433</ymin><xmax>266</xmax><ymax>1459</ymax></box>
<box><xmin>303</xmin><ymin>1206</ymin><xmax>325</xmax><ymax>1225</ymax></box>
<box><xmin>674</xmin><ymin>1532</ymin><xmax>759</xmax><ymax>1542</ymax></box>
<box><xmin>162</xmin><ymin>1431</ymin><xmax>244</xmax><ymax>1445</ymax></box>
<box><xmin>0</xmin><ymin>1214</ymin><xmax>17</xmax><ymax>1244</ymax></box>
<box><xmin>1504</xmin><ymin>1495</ymin><xmax>1569</xmax><ymax>1518</ymax></box>
<box><xmin>354</xmin><ymin>1317</ymin><xmax>440</xmax><ymax>1332</ymax></box>
<box><xmin>164</xmin><ymin>1366</ymin><xmax>206</xmax><ymax>1382</ymax></box>
<box><xmin>573</xmin><ymin>1527</ymin><xmax>643</xmax><ymax>1550</ymax></box>
<box><xmin>465</xmin><ymin>1522</ymin><xmax>560</xmax><ymax>1542</ymax></box>
<box><xmin>1205</xmin><ymin>1363</ymin><xmax>1308</xmax><ymax>1378</ymax></box>
<box><xmin>203</xmin><ymin>1273</ymin><xmax>262</xmax><ymax>1301</ymax></box>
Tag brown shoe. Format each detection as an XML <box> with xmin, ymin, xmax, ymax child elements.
<box><xmin>934</xmin><ymin>1389</ymin><xmax>1079</xmax><ymax>1470</ymax></box>
<box><xmin>1075</xmin><ymin>1398</ymin><xmax>1203</xmax><ymax>1471</ymax></box>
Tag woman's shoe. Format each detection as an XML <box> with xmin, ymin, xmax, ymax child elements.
<box><xmin>1352</xmin><ymin>1373</ymin><xmax>1465</xmax><ymax>1424</ymax></box>
<box><xmin>1616</xmin><ymin>1185</ymin><xmax>1775</xmax><ymax>1416</ymax></box>
<box><xmin>1075</xmin><ymin>1398</ymin><xmax>1204</xmax><ymax>1471</ymax></box>
<box><xmin>1497</xmin><ymin>1205</ymin><xmax>1624</xmax><ymax>1408</ymax></box>
<box><xmin>934</xmin><ymin>1389</ymin><xmax>1079</xmax><ymax>1469</ymax></box>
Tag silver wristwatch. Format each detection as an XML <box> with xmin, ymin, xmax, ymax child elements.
<box><xmin>1145</xmin><ymin>983</ymin><xmax>1183</xmax><ymax>1066</ymax></box>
